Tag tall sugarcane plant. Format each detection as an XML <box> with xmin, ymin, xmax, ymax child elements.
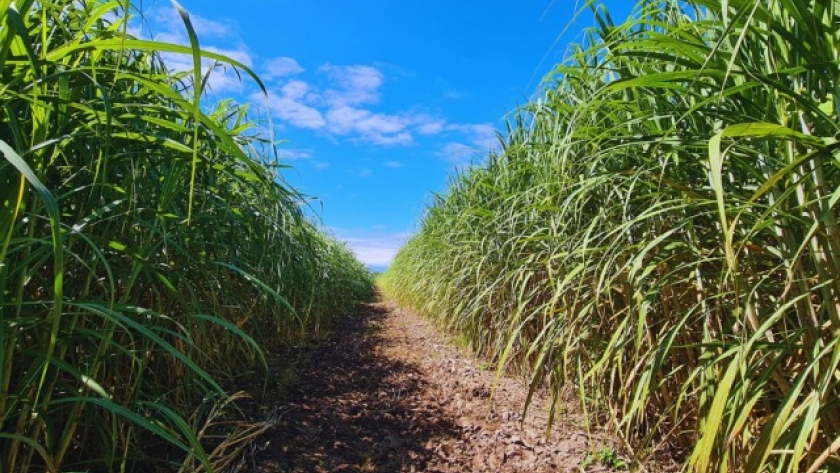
<box><xmin>0</xmin><ymin>1</ymin><xmax>373</xmax><ymax>471</ymax></box>
<box><xmin>382</xmin><ymin>0</ymin><xmax>840</xmax><ymax>471</ymax></box>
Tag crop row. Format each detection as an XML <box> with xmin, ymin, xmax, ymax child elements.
<box><xmin>0</xmin><ymin>1</ymin><xmax>373</xmax><ymax>471</ymax></box>
<box><xmin>382</xmin><ymin>1</ymin><xmax>840</xmax><ymax>471</ymax></box>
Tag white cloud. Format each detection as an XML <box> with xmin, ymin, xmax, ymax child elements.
<box><xmin>259</xmin><ymin>82</ymin><xmax>326</xmax><ymax>130</ymax></box>
<box><xmin>259</xmin><ymin>63</ymin><xmax>454</xmax><ymax>147</ymax></box>
<box><xmin>404</xmin><ymin>113</ymin><xmax>446</xmax><ymax>135</ymax></box>
<box><xmin>416</xmin><ymin>120</ymin><xmax>445</xmax><ymax>135</ymax></box>
<box><xmin>144</xmin><ymin>6</ymin><xmax>253</xmax><ymax>94</ymax></box>
<box><xmin>275</xmin><ymin>98</ymin><xmax>326</xmax><ymax>129</ymax></box>
<box><xmin>325</xmin><ymin>106</ymin><xmax>413</xmax><ymax>145</ymax></box>
<box><xmin>198</xmin><ymin>46</ymin><xmax>255</xmax><ymax>93</ymax></box>
<box><xmin>166</xmin><ymin>58</ymin><xmax>251</xmax><ymax>94</ymax></box>
<box><xmin>367</xmin><ymin>132</ymin><xmax>413</xmax><ymax>146</ymax></box>
<box><xmin>337</xmin><ymin>231</ymin><xmax>412</xmax><ymax>267</ymax></box>
<box><xmin>325</xmin><ymin>106</ymin><xmax>373</xmax><ymax>133</ymax></box>
<box><xmin>440</xmin><ymin>142</ymin><xmax>481</xmax><ymax>165</ymax></box>
<box><xmin>281</xmin><ymin>80</ymin><xmax>311</xmax><ymax>100</ymax></box>
<box><xmin>441</xmin><ymin>142</ymin><xmax>471</xmax><ymax>155</ymax></box>
<box><xmin>354</xmin><ymin>246</ymin><xmax>398</xmax><ymax>267</ymax></box>
<box><xmin>187</xmin><ymin>14</ymin><xmax>235</xmax><ymax>39</ymax></box>
<box><xmin>277</xmin><ymin>148</ymin><xmax>313</xmax><ymax>160</ymax></box>
<box><xmin>204</xmin><ymin>45</ymin><xmax>253</xmax><ymax>68</ymax></box>
<box><xmin>158</xmin><ymin>52</ymin><xmax>193</xmax><ymax>74</ymax></box>
<box><xmin>149</xmin><ymin>6</ymin><xmax>235</xmax><ymax>43</ymax></box>
<box><xmin>353</xmin><ymin>112</ymin><xmax>403</xmax><ymax>135</ymax></box>
<box><xmin>262</xmin><ymin>57</ymin><xmax>305</xmax><ymax>81</ymax></box>
<box><xmin>447</xmin><ymin>123</ymin><xmax>498</xmax><ymax>146</ymax></box>
<box><xmin>440</xmin><ymin>123</ymin><xmax>500</xmax><ymax>165</ymax></box>
<box><xmin>314</xmin><ymin>162</ymin><xmax>330</xmax><ymax>169</ymax></box>
<box><xmin>383</xmin><ymin>161</ymin><xmax>405</xmax><ymax>168</ymax></box>
<box><xmin>327</xmin><ymin>107</ymin><xmax>402</xmax><ymax>133</ymax></box>
<box><xmin>149</xmin><ymin>5</ymin><xmax>235</xmax><ymax>39</ymax></box>
<box><xmin>142</xmin><ymin>7</ymin><xmax>470</xmax><ymax>151</ymax></box>
<box><xmin>319</xmin><ymin>64</ymin><xmax>383</xmax><ymax>107</ymax></box>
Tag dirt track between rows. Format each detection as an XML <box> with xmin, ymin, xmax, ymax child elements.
<box><xmin>244</xmin><ymin>296</ymin><xmax>623</xmax><ymax>473</ymax></box>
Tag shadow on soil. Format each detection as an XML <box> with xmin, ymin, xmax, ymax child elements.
<box><xmin>246</xmin><ymin>301</ymin><xmax>460</xmax><ymax>473</ymax></box>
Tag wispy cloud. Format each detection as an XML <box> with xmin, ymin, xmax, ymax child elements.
<box><xmin>318</xmin><ymin>64</ymin><xmax>383</xmax><ymax>107</ymax></box>
<box><xmin>144</xmin><ymin>6</ymin><xmax>253</xmax><ymax>94</ymax></box>
<box><xmin>415</xmin><ymin>120</ymin><xmax>445</xmax><ymax>135</ymax></box>
<box><xmin>204</xmin><ymin>45</ymin><xmax>253</xmax><ymax>67</ymax></box>
<box><xmin>257</xmin><ymin>65</ymin><xmax>454</xmax><ymax>146</ymax></box>
<box><xmin>260</xmin><ymin>80</ymin><xmax>326</xmax><ymax>129</ymax></box>
<box><xmin>151</xmin><ymin>7</ymin><xmax>486</xmax><ymax>151</ymax></box>
<box><xmin>383</xmin><ymin>161</ymin><xmax>405</xmax><ymax>168</ymax></box>
<box><xmin>184</xmin><ymin>14</ymin><xmax>236</xmax><ymax>39</ymax></box>
<box><xmin>262</xmin><ymin>57</ymin><xmax>305</xmax><ymax>81</ymax></box>
<box><xmin>144</xmin><ymin>6</ymin><xmax>490</xmax><ymax>154</ymax></box>
<box><xmin>440</xmin><ymin>123</ymin><xmax>499</xmax><ymax>165</ymax></box>
<box><xmin>276</xmin><ymin>148</ymin><xmax>313</xmax><ymax>160</ymax></box>
<box><xmin>447</xmin><ymin>123</ymin><xmax>498</xmax><ymax>144</ymax></box>
<box><xmin>150</xmin><ymin>6</ymin><xmax>236</xmax><ymax>41</ymax></box>
<box><xmin>326</xmin><ymin>106</ymin><xmax>412</xmax><ymax>145</ymax></box>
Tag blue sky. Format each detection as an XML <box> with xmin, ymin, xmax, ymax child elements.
<box><xmin>140</xmin><ymin>0</ymin><xmax>633</xmax><ymax>270</ymax></box>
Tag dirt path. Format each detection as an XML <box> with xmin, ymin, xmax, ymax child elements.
<box><xmin>243</xmin><ymin>298</ymin><xmax>622</xmax><ymax>473</ymax></box>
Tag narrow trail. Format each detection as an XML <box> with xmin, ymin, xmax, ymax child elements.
<box><xmin>244</xmin><ymin>297</ymin><xmax>619</xmax><ymax>473</ymax></box>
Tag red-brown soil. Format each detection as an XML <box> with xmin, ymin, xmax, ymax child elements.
<box><xmin>241</xmin><ymin>297</ymin><xmax>627</xmax><ymax>473</ymax></box>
